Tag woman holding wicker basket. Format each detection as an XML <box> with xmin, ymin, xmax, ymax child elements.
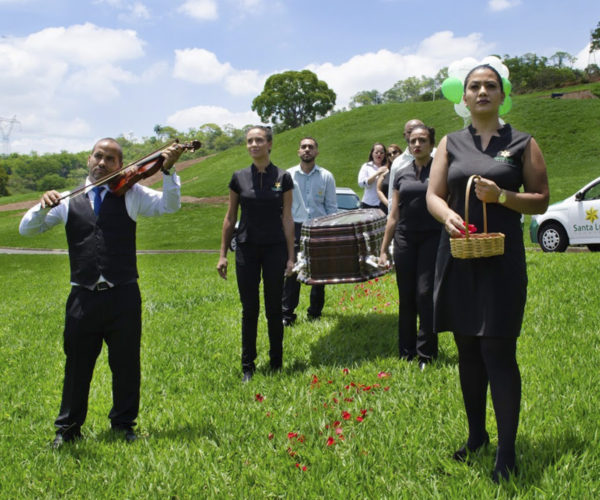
<box><xmin>426</xmin><ymin>61</ymin><xmax>549</xmax><ymax>482</ymax></box>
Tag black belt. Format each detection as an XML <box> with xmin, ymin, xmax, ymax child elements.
<box><xmin>93</xmin><ymin>282</ymin><xmax>111</xmax><ymax>292</ymax></box>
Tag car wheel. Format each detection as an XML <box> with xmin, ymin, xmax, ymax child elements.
<box><xmin>538</xmin><ymin>222</ymin><xmax>568</xmax><ymax>252</ymax></box>
<box><xmin>587</xmin><ymin>244</ymin><xmax>600</xmax><ymax>252</ymax></box>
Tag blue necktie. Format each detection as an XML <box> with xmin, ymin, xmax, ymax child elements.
<box><xmin>92</xmin><ymin>186</ymin><xmax>104</xmax><ymax>216</ymax></box>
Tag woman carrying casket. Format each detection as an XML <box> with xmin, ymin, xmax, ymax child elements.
<box><xmin>379</xmin><ymin>125</ymin><xmax>441</xmax><ymax>368</ymax></box>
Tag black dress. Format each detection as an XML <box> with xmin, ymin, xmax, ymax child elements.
<box><xmin>433</xmin><ymin>124</ymin><xmax>531</xmax><ymax>338</ymax></box>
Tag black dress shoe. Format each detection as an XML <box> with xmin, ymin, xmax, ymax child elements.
<box><xmin>112</xmin><ymin>426</ymin><xmax>138</xmax><ymax>443</ymax></box>
<box><xmin>453</xmin><ymin>434</ymin><xmax>490</xmax><ymax>462</ymax></box>
<box><xmin>51</xmin><ymin>430</ymin><xmax>81</xmax><ymax>449</ymax></box>
<box><xmin>242</xmin><ymin>371</ymin><xmax>253</xmax><ymax>383</ymax></box>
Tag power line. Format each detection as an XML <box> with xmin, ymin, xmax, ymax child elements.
<box><xmin>0</xmin><ymin>115</ymin><xmax>20</xmax><ymax>156</ymax></box>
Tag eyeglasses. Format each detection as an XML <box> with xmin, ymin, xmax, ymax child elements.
<box><xmin>388</xmin><ymin>150</ymin><xmax>400</xmax><ymax>156</ymax></box>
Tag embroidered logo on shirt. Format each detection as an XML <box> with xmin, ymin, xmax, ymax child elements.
<box><xmin>493</xmin><ymin>150</ymin><xmax>514</xmax><ymax>165</ymax></box>
<box><xmin>272</xmin><ymin>182</ymin><xmax>282</xmax><ymax>192</ymax></box>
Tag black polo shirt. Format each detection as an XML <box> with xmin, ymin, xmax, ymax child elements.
<box><xmin>393</xmin><ymin>159</ymin><xmax>441</xmax><ymax>232</ymax></box>
<box><xmin>229</xmin><ymin>163</ymin><xmax>293</xmax><ymax>245</ymax></box>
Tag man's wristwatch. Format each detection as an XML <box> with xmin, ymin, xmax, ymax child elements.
<box><xmin>497</xmin><ymin>189</ymin><xmax>507</xmax><ymax>204</ymax></box>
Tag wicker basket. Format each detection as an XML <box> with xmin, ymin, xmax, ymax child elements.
<box><xmin>450</xmin><ymin>175</ymin><xmax>505</xmax><ymax>259</ymax></box>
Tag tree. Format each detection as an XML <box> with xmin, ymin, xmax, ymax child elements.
<box><xmin>550</xmin><ymin>51</ymin><xmax>575</xmax><ymax>68</ymax></box>
<box><xmin>251</xmin><ymin>70</ymin><xmax>336</xmax><ymax>131</ymax></box>
<box><xmin>591</xmin><ymin>21</ymin><xmax>600</xmax><ymax>53</ymax></box>
<box><xmin>349</xmin><ymin>90</ymin><xmax>383</xmax><ymax>108</ymax></box>
<box><xmin>0</xmin><ymin>163</ymin><xmax>9</xmax><ymax>196</ymax></box>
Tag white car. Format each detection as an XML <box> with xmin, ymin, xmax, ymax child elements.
<box><xmin>336</xmin><ymin>187</ymin><xmax>361</xmax><ymax>212</ymax></box>
<box><xmin>530</xmin><ymin>176</ymin><xmax>600</xmax><ymax>252</ymax></box>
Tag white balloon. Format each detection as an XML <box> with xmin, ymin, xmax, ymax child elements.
<box><xmin>481</xmin><ymin>55</ymin><xmax>510</xmax><ymax>79</ymax></box>
<box><xmin>454</xmin><ymin>101</ymin><xmax>471</xmax><ymax>119</ymax></box>
<box><xmin>448</xmin><ymin>57</ymin><xmax>478</xmax><ymax>83</ymax></box>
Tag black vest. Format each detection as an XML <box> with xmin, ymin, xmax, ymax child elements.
<box><xmin>66</xmin><ymin>189</ymin><xmax>138</xmax><ymax>286</ymax></box>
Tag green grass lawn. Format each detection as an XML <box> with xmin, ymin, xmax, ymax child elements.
<box><xmin>1</xmin><ymin>252</ymin><xmax>599</xmax><ymax>498</ymax></box>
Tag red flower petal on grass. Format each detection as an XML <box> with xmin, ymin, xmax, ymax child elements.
<box><xmin>360</xmin><ymin>409</ymin><xmax>368</xmax><ymax>415</ymax></box>
<box><xmin>335</xmin><ymin>427</ymin><xmax>343</xmax><ymax>435</ymax></box>
<box><xmin>356</xmin><ymin>416</ymin><xmax>364</xmax><ymax>422</ymax></box>
<box><xmin>287</xmin><ymin>432</ymin><xmax>298</xmax><ymax>439</ymax></box>
<box><xmin>377</xmin><ymin>371</ymin><xmax>390</xmax><ymax>378</ymax></box>
<box><xmin>343</xmin><ymin>368</ymin><xmax>349</xmax><ymax>374</ymax></box>
<box><xmin>255</xmin><ymin>393</ymin><xmax>264</xmax><ymax>402</ymax></box>
<box><xmin>384</xmin><ymin>386</ymin><xmax>390</xmax><ymax>391</ymax></box>
<box><xmin>332</xmin><ymin>397</ymin><xmax>338</xmax><ymax>404</ymax></box>
<box><xmin>287</xmin><ymin>447</ymin><xmax>297</xmax><ymax>457</ymax></box>
<box><xmin>302</xmin><ymin>465</ymin><xmax>307</xmax><ymax>471</ymax></box>
<box><xmin>311</xmin><ymin>375</ymin><xmax>319</xmax><ymax>384</ymax></box>
<box><xmin>326</xmin><ymin>437</ymin><xmax>336</xmax><ymax>446</ymax></box>
<box><xmin>268</xmin><ymin>432</ymin><xmax>274</xmax><ymax>440</ymax></box>
<box><xmin>297</xmin><ymin>435</ymin><xmax>305</xmax><ymax>443</ymax></box>
<box><xmin>342</xmin><ymin>411</ymin><xmax>351</xmax><ymax>420</ymax></box>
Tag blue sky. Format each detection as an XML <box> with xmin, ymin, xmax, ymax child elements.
<box><xmin>1</xmin><ymin>0</ymin><xmax>599</xmax><ymax>154</ymax></box>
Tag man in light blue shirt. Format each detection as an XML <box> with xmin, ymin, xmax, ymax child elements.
<box><xmin>283</xmin><ymin>137</ymin><xmax>337</xmax><ymax>326</ymax></box>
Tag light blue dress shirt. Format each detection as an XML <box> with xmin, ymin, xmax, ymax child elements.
<box><xmin>288</xmin><ymin>164</ymin><xmax>337</xmax><ymax>223</ymax></box>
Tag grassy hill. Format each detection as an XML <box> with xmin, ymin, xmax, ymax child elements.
<box><xmin>2</xmin><ymin>83</ymin><xmax>599</xmax><ymax>250</ymax></box>
<box><xmin>175</xmin><ymin>85</ymin><xmax>600</xmax><ymax>201</ymax></box>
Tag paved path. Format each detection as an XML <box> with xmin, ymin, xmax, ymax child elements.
<box><xmin>0</xmin><ymin>247</ymin><xmax>218</xmax><ymax>254</ymax></box>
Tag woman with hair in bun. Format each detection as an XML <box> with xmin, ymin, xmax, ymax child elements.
<box><xmin>217</xmin><ymin>126</ymin><xmax>295</xmax><ymax>383</ymax></box>
<box><xmin>427</xmin><ymin>64</ymin><xmax>549</xmax><ymax>482</ymax></box>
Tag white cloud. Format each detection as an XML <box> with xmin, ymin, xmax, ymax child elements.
<box><xmin>573</xmin><ymin>43</ymin><xmax>600</xmax><ymax>69</ymax></box>
<box><xmin>488</xmin><ymin>0</ymin><xmax>521</xmax><ymax>12</ymax></box>
<box><xmin>177</xmin><ymin>0</ymin><xmax>218</xmax><ymax>21</ymax></box>
<box><xmin>306</xmin><ymin>31</ymin><xmax>493</xmax><ymax>107</ymax></box>
<box><xmin>224</xmin><ymin>70</ymin><xmax>266</xmax><ymax>96</ymax></box>
<box><xmin>173</xmin><ymin>48</ymin><xmax>268</xmax><ymax>95</ymax></box>
<box><xmin>166</xmin><ymin>105</ymin><xmax>259</xmax><ymax>130</ymax></box>
<box><xmin>0</xmin><ymin>24</ymin><xmax>147</xmax><ymax>153</ymax></box>
<box><xmin>173</xmin><ymin>48</ymin><xmax>232</xmax><ymax>83</ymax></box>
<box><xmin>24</xmin><ymin>23</ymin><xmax>144</xmax><ymax>65</ymax></box>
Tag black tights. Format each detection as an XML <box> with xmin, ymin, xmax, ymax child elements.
<box><xmin>454</xmin><ymin>334</ymin><xmax>521</xmax><ymax>470</ymax></box>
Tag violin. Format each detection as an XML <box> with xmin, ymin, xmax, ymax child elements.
<box><xmin>58</xmin><ymin>139</ymin><xmax>202</xmax><ymax>204</ymax></box>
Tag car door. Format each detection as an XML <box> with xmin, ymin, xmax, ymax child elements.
<box><xmin>568</xmin><ymin>180</ymin><xmax>600</xmax><ymax>245</ymax></box>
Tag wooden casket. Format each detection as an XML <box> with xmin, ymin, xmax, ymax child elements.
<box><xmin>295</xmin><ymin>209</ymin><xmax>390</xmax><ymax>285</ymax></box>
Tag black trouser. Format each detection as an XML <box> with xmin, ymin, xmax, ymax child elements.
<box><xmin>393</xmin><ymin>230</ymin><xmax>439</xmax><ymax>361</ymax></box>
<box><xmin>453</xmin><ymin>334</ymin><xmax>521</xmax><ymax>464</ymax></box>
<box><xmin>55</xmin><ymin>282</ymin><xmax>141</xmax><ymax>436</ymax></box>
<box><xmin>282</xmin><ymin>222</ymin><xmax>325</xmax><ymax>321</ymax></box>
<box><xmin>235</xmin><ymin>242</ymin><xmax>287</xmax><ymax>372</ymax></box>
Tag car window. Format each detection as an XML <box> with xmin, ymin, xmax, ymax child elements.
<box><xmin>583</xmin><ymin>183</ymin><xmax>600</xmax><ymax>201</ymax></box>
<box><xmin>337</xmin><ymin>193</ymin><xmax>360</xmax><ymax>210</ymax></box>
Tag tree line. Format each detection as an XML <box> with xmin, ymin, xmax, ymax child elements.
<box><xmin>0</xmin><ymin>123</ymin><xmax>251</xmax><ymax>197</ymax></box>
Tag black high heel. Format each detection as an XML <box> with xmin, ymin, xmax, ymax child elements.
<box><xmin>452</xmin><ymin>433</ymin><xmax>490</xmax><ymax>462</ymax></box>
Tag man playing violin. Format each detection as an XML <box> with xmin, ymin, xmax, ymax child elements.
<box><xmin>19</xmin><ymin>137</ymin><xmax>184</xmax><ymax>448</ymax></box>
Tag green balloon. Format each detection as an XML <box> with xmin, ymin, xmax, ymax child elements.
<box><xmin>502</xmin><ymin>77</ymin><xmax>512</xmax><ymax>95</ymax></box>
<box><xmin>441</xmin><ymin>78</ymin><xmax>463</xmax><ymax>104</ymax></box>
<box><xmin>499</xmin><ymin>95</ymin><xmax>512</xmax><ymax>115</ymax></box>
